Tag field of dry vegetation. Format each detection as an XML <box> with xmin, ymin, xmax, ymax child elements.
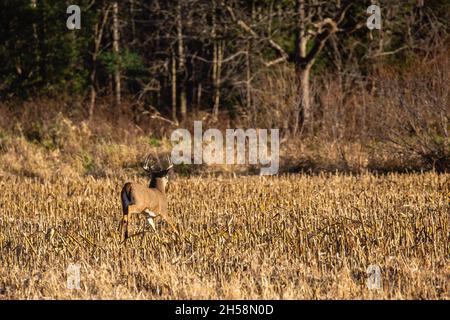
<box><xmin>0</xmin><ymin>172</ymin><xmax>448</xmax><ymax>299</ymax></box>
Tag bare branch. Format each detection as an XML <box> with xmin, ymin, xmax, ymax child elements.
<box><xmin>222</xmin><ymin>2</ymin><xmax>289</xmax><ymax>65</ymax></box>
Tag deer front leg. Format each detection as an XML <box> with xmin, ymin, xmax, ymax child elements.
<box><xmin>144</xmin><ymin>209</ymin><xmax>157</xmax><ymax>231</ymax></box>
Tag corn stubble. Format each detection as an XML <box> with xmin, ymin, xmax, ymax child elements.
<box><xmin>0</xmin><ymin>173</ymin><xmax>448</xmax><ymax>299</ymax></box>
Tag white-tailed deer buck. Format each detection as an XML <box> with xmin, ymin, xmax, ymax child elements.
<box><xmin>119</xmin><ymin>155</ymin><xmax>175</xmax><ymax>240</ymax></box>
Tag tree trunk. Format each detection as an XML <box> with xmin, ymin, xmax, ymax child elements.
<box><xmin>112</xmin><ymin>1</ymin><xmax>121</xmax><ymax>108</ymax></box>
<box><xmin>248</xmin><ymin>2</ymin><xmax>255</xmax><ymax>125</ymax></box>
<box><xmin>212</xmin><ymin>41</ymin><xmax>223</xmax><ymax>121</ymax></box>
<box><xmin>246</xmin><ymin>41</ymin><xmax>253</xmax><ymax>124</ymax></box>
<box><xmin>38</xmin><ymin>5</ymin><xmax>48</xmax><ymax>84</ymax></box>
<box><xmin>171</xmin><ymin>54</ymin><xmax>178</xmax><ymax>122</ymax></box>
<box><xmin>89</xmin><ymin>5</ymin><xmax>110</xmax><ymax>119</ymax></box>
<box><xmin>129</xmin><ymin>0</ymin><xmax>136</xmax><ymax>44</ymax></box>
<box><xmin>294</xmin><ymin>0</ymin><xmax>311</xmax><ymax>135</ymax></box>
<box><xmin>211</xmin><ymin>0</ymin><xmax>223</xmax><ymax>121</ymax></box>
<box><xmin>176</xmin><ymin>2</ymin><xmax>187</xmax><ymax>122</ymax></box>
<box><xmin>197</xmin><ymin>83</ymin><xmax>202</xmax><ymax>112</ymax></box>
<box><xmin>296</xmin><ymin>65</ymin><xmax>312</xmax><ymax>134</ymax></box>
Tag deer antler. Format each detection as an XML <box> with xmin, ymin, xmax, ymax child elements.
<box><xmin>142</xmin><ymin>154</ymin><xmax>156</xmax><ymax>173</ymax></box>
<box><xmin>143</xmin><ymin>154</ymin><xmax>173</xmax><ymax>173</ymax></box>
<box><xmin>166</xmin><ymin>155</ymin><xmax>173</xmax><ymax>170</ymax></box>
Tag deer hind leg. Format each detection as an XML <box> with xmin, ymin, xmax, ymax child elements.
<box><xmin>122</xmin><ymin>214</ymin><xmax>129</xmax><ymax>240</ymax></box>
<box><xmin>118</xmin><ymin>210</ymin><xmax>128</xmax><ymax>240</ymax></box>
<box><xmin>118</xmin><ymin>210</ymin><xmax>129</xmax><ymax>241</ymax></box>
<box><xmin>121</xmin><ymin>204</ymin><xmax>141</xmax><ymax>241</ymax></box>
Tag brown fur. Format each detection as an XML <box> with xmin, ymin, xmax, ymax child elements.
<box><xmin>119</xmin><ymin>175</ymin><xmax>175</xmax><ymax>240</ymax></box>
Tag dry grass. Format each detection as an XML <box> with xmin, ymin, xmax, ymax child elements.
<box><xmin>0</xmin><ymin>172</ymin><xmax>448</xmax><ymax>299</ymax></box>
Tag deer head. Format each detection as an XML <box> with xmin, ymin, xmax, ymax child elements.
<box><xmin>143</xmin><ymin>154</ymin><xmax>173</xmax><ymax>192</ymax></box>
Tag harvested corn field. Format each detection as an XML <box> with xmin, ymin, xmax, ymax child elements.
<box><xmin>0</xmin><ymin>172</ymin><xmax>448</xmax><ymax>299</ymax></box>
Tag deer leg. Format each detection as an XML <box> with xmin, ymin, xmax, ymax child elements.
<box><xmin>122</xmin><ymin>214</ymin><xmax>129</xmax><ymax>240</ymax></box>
<box><xmin>144</xmin><ymin>210</ymin><xmax>157</xmax><ymax>231</ymax></box>
<box><xmin>147</xmin><ymin>217</ymin><xmax>156</xmax><ymax>231</ymax></box>
<box><xmin>121</xmin><ymin>204</ymin><xmax>141</xmax><ymax>240</ymax></box>
<box><xmin>119</xmin><ymin>215</ymin><xmax>128</xmax><ymax>240</ymax></box>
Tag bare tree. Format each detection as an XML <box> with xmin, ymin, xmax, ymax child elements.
<box><xmin>171</xmin><ymin>52</ymin><xmax>178</xmax><ymax>122</ymax></box>
<box><xmin>293</xmin><ymin>1</ymin><xmax>351</xmax><ymax>134</ymax></box>
<box><xmin>112</xmin><ymin>1</ymin><xmax>121</xmax><ymax>108</ymax></box>
<box><xmin>89</xmin><ymin>3</ymin><xmax>110</xmax><ymax>118</ymax></box>
<box><xmin>211</xmin><ymin>0</ymin><xmax>223</xmax><ymax>121</ymax></box>
<box><xmin>222</xmin><ymin>1</ymin><xmax>350</xmax><ymax>134</ymax></box>
<box><xmin>176</xmin><ymin>1</ymin><xmax>187</xmax><ymax>122</ymax></box>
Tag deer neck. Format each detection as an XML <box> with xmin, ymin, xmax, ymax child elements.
<box><xmin>149</xmin><ymin>176</ymin><xmax>166</xmax><ymax>195</ymax></box>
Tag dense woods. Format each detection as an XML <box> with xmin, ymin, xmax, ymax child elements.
<box><xmin>0</xmin><ymin>0</ymin><xmax>449</xmax><ymax>175</ymax></box>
